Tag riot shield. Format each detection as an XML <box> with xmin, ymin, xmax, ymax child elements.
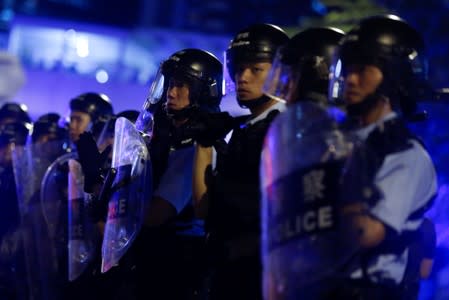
<box><xmin>101</xmin><ymin>117</ymin><xmax>152</xmax><ymax>273</ymax></box>
<box><xmin>41</xmin><ymin>151</ymin><xmax>99</xmax><ymax>282</ymax></box>
<box><xmin>260</xmin><ymin>102</ymin><xmax>357</xmax><ymax>299</ymax></box>
<box><xmin>40</xmin><ymin>152</ymin><xmax>74</xmax><ymax>242</ymax></box>
<box><xmin>11</xmin><ymin>140</ymin><xmax>68</xmax><ymax>300</ymax></box>
<box><xmin>67</xmin><ymin>158</ymin><xmax>98</xmax><ymax>281</ymax></box>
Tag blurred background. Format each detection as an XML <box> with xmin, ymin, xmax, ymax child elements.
<box><xmin>2</xmin><ymin>0</ymin><xmax>449</xmax><ymax>117</ymax></box>
<box><xmin>0</xmin><ymin>0</ymin><xmax>448</xmax><ymax>299</ymax></box>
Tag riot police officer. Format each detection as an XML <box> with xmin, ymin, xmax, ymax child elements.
<box><xmin>259</xmin><ymin>27</ymin><xmax>350</xmax><ymax>300</ymax></box>
<box><xmin>68</xmin><ymin>92</ymin><xmax>114</xmax><ymax>143</ymax></box>
<box><xmin>326</xmin><ymin>15</ymin><xmax>437</xmax><ymax>299</ymax></box>
<box><xmin>67</xmin><ymin>92</ymin><xmax>114</xmax><ymax>196</ymax></box>
<box><xmin>131</xmin><ymin>48</ymin><xmax>224</xmax><ymax>300</ymax></box>
<box><xmin>34</xmin><ymin>93</ymin><xmax>114</xmax><ymax>300</ymax></box>
<box><xmin>66</xmin><ymin>108</ymin><xmax>142</xmax><ymax>300</ymax></box>
<box><xmin>193</xmin><ymin>23</ymin><xmax>289</xmax><ymax>299</ymax></box>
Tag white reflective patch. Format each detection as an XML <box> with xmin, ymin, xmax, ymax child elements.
<box><xmin>335</xmin><ymin>59</ymin><xmax>342</xmax><ymax>78</ymax></box>
<box><xmin>331</xmin><ymin>81</ymin><xmax>340</xmax><ymax>99</ymax></box>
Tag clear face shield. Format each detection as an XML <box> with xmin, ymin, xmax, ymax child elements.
<box><xmin>135</xmin><ymin>66</ymin><xmax>166</xmax><ymax>137</ymax></box>
<box><xmin>262</xmin><ymin>48</ymin><xmax>297</xmax><ymax>103</ymax></box>
<box><xmin>222</xmin><ymin>50</ymin><xmax>236</xmax><ymax>98</ymax></box>
<box><xmin>328</xmin><ymin>57</ymin><xmax>345</xmax><ymax>105</ymax></box>
<box><xmin>96</xmin><ymin>117</ymin><xmax>116</xmax><ymax>153</ymax></box>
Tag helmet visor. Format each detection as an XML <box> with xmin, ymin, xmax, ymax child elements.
<box><xmin>146</xmin><ymin>65</ymin><xmax>166</xmax><ymax>105</ymax></box>
<box><xmin>96</xmin><ymin>117</ymin><xmax>116</xmax><ymax>152</ymax></box>
<box><xmin>135</xmin><ymin>65</ymin><xmax>166</xmax><ymax>135</ymax></box>
<box><xmin>263</xmin><ymin>48</ymin><xmax>297</xmax><ymax>103</ymax></box>
<box><xmin>328</xmin><ymin>55</ymin><xmax>345</xmax><ymax>105</ymax></box>
<box><xmin>222</xmin><ymin>50</ymin><xmax>236</xmax><ymax>97</ymax></box>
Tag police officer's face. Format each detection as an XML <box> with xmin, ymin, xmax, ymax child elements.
<box><xmin>69</xmin><ymin>111</ymin><xmax>91</xmax><ymax>142</ymax></box>
<box><xmin>234</xmin><ymin>62</ymin><xmax>272</xmax><ymax>101</ymax></box>
<box><xmin>166</xmin><ymin>78</ymin><xmax>191</xmax><ymax>110</ymax></box>
<box><xmin>0</xmin><ymin>117</ymin><xmax>16</xmax><ymax>127</ymax></box>
<box><xmin>0</xmin><ymin>145</ymin><xmax>12</xmax><ymax>167</ymax></box>
<box><xmin>343</xmin><ymin>64</ymin><xmax>383</xmax><ymax>105</ymax></box>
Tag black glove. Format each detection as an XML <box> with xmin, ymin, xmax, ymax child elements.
<box><xmin>75</xmin><ymin>131</ymin><xmax>112</xmax><ymax>193</ymax></box>
<box><xmin>188</xmin><ymin>111</ymin><xmax>235</xmax><ymax>147</ymax></box>
<box><xmin>87</xmin><ymin>167</ymin><xmax>117</xmax><ymax>223</ymax></box>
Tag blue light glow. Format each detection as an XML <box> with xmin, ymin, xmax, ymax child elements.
<box><xmin>311</xmin><ymin>0</ymin><xmax>328</xmax><ymax>15</ymax></box>
<box><xmin>95</xmin><ymin>69</ymin><xmax>109</xmax><ymax>83</ymax></box>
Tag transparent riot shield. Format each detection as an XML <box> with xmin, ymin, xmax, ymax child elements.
<box><xmin>40</xmin><ymin>152</ymin><xmax>73</xmax><ymax>243</ymax></box>
<box><xmin>41</xmin><ymin>151</ymin><xmax>99</xmax><ymax>282</ymax></box>
<box><xmin>101</xmin><ymin>117</ymin><xmax>152</xmax><ymax>273</ymax></box>
<box><xmin>11</xmin><ymin>140</ymin><xmax>68</xmax><ymax>300</ymax></box>
<box><xmin>67</xmin><ymin>158</ymin><xmax>98</xmax><ymax>281</ymax></box>
<box><xmin>260</xmin><ymin>102</ymin><xmax>357</xmax><ymax>300</ymax></box>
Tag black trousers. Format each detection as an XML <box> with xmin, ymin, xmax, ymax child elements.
<box><xmin>208</xmin><ymin>255</ymin><xmax>262</xmax><ymax>300</ymax></box>
<box><xmin>135</xmin><ymin>229</ymin><xmax>207</xmax><ymax>300</ymax></box>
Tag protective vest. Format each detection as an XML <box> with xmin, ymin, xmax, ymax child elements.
<box><xmin>149</xmin><ymin>114</ymin><xmax>198</xmax><ymax>233</ymax></box>
<box><xmin>207</xmin><ymin>110</ymin><xmax>280</xmax><ymax>241</ymax></box>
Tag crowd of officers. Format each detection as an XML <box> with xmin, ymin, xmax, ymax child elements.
<box><xmin>0</xmin><ymin>13</ymin><xmax>439</xmax><ymax>300</ymax></box>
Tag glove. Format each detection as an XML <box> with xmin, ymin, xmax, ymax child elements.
<box><xmin>87</xmin><ymin>167</ymin><xmax>117</xmax><ymax>223</ymax></box>
<box><xmin>188</xmin><ymin>111</ymin><xmax>235</xmax><ymax>147</ymax></box>
<box><xmin>75</xmin><ymin>131</ymin><xmax>112</xmax><ymax>193</ymax></box>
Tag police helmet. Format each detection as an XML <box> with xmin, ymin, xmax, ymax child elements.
<box><xmin>264</xmin><ymin>27</ymin><xmax>345</xmax><ymax>104</ymax></box>
<box><xmin>31</xmin><ymin>113</ymin><xmax>68</xmax><ymax>143</ymax></box>
<box><xmin>161</xmin><ymin>48</ymin><xmax>223</xmax><ymax>112</ymax></box>
<box><xmin>70</xmin><ymin>92</ymin><xmax>114</xmax><ymax>137</ymax></box>
<box><xmin>69</xmin><ymin>92</ymin><xmax>114</xmax><ymax>123</ymax></box>
<box><xmin>329</xmin><ymin>15</ymin><xmax>430</xmax><ymax>118</ymax></box>
<box><xmin>0</xmin><ymin>102</ymin><xmax>31</xmax><ymax>125</ymax></box>
<box><xmin>0</xmin><ymin>121</ymin><xmax>29</xmax><ymax>148</ymax></box>
<box><xmin>225</xmin><ymin>23</ymin><xmax>289</xmax><ymax>81</ymax></box>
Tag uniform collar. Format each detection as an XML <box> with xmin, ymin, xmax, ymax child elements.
<box><xmin>356</xmin><ymin>111</ymin><xmax>398</xmax><ymax>141</ymax></box>
<box><xmin>246</xmin><ymin>101</ymin><xmax>286</xmax><ymax>125</ymax></box>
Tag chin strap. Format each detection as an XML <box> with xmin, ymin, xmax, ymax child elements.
<box><xmin>237</xmin><ymin>94</ymin><xmax>272</xmax><ymax>110</ymax></box>
<box><xmin>345</xmin><ymin>91</ymin><xmax>383</xmax><ymax>118</ymax></box>
<box><xmin>164</xmin><ymin>104</ymin><xmax>197</xmax><ymax>121</ymax></box>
